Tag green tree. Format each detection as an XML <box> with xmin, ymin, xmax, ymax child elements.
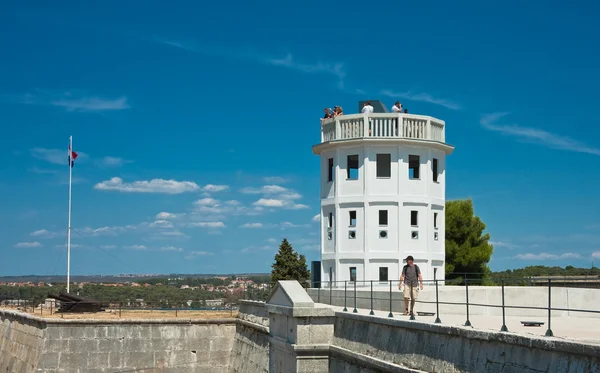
<box><xmin>271</xmin><ymin>239</ymin><xmax>311</xmax><ymax>288</ymax></box>
<box><xmin>445</xmin><ymin>199</ymin><xmax>494</xmax><ymax>283</ymax></box>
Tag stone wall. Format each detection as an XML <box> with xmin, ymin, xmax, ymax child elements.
<box><xmin>331</xmin><ymin>312</ymin><xmax>600</xmax><ymax>373</ymax></box>
<box><xmin>0</xmin><ymin>309</ymin><xmax>236</xmax><ymax>373</ymax></box>
<box><xmin>308</xmin><ymin>286</ymin><xmax>600</xmax><ymax>318</ymax></box>
<box><xmin>0</xmin><ymin>310</ymin><xmax>46</xmax><ymax>373</ymax></box>
<box><xmin>230</xmin><ymin>300</ymin><xmax>269</xmax><ymax>373</ymax></box>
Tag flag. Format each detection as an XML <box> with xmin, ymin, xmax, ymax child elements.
<box><xmin>68</xmin><ymin>146</ymin><xmax>78</xmax><ymax>167</ymax></box>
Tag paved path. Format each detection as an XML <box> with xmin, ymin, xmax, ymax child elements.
<box><xmin>319</xmin><ymin>303</ymin><xmax>600</xmax><ymax>345</ymax></box>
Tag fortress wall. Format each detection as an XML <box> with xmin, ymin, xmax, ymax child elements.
<box><xmin>0</xmin><ymin>309</ymin><xmax>236</xmax><ymax>373</ymax></box>
<box><xmin>0</xmin><ymin>310</ymin><xmax>46</xmax><ymax>373</ymax></box>
<box><xmin>331</xmin><ymin>312</ymin><xmax>600</xmax><ymax>373</ymax></box>
<box><xmin>230</xmin><ymin>300</ymin><xmax>269</xmax><ymax>373</ymax></box>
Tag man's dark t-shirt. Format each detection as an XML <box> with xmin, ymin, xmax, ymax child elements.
<box><xmin>403</xmin><ymin>265</ymin><xmax>420</xmax><ymax>287</ymax></box>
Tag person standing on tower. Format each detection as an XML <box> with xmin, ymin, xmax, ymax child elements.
<box><xmin>361</xmin><ymin>101</ymin><xmax>374</xmax><ymax>113</ymax></box>
<box><xmin>391</xmin><ymin>101</ymin><xmax>403</xmax><ymax>113</ymax></box>
<box><xmin>399</xmin><ymin>255</ymin><xmax>423</xmax><ymax>316</ymax></box>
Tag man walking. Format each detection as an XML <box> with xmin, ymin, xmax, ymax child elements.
<box><xmin>399</xmin><ymin>255</ymin><xmax>423</xmax><ymax>316</ymax></box>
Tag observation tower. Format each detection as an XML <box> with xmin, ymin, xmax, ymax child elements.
<box><xmin>312</xmin><ymin>101</ymin><xmax>454</xmax><ymax>287</ymax></box>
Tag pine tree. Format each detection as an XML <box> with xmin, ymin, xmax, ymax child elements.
<box><xmin>445</xmin><ymin>198</ymin><xmax>494</xmax><ymax>283</ymax></box>
<box><xmin>271</xmin><ymin>238</ymin><xmax>311</xmax><ymax>288</ymax></box>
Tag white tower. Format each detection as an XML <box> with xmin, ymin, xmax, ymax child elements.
<box><xmin>313</xmin><ymin>101</ymin><xmax>454</xmax><ymax>287</ymax></box>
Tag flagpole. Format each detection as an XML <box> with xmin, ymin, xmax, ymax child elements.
<box><xmin>67</xmin><ymin>136</ymin><xmax>73</xmax><ymax>293</ymax></box>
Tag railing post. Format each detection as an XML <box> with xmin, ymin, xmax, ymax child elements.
<box><xmin>545</xmin><ymin>279</ymin><xmax>554</xmax><ymax>337</ymax></box>
<box><xmin>464</xmin><ymin>277</ymin><xmax>472</xmax><ymax>327</ymax></box>
<box><xmin>369</xmin><ymin>280</ymin><xmax>374</xmax><ymax>315</ymax></box>
<box><xmin>329</xmin><ymin>278</ymin><xmax>333</xmax><ymax>305</ymax></box>
<box><xmin>434</xmin><ymin>280</ymin><xmax>441</xmax><ymax>323</ymax></box>
<box><xmin>500</xmin><ymin>279</ymin><xmax>508</xmax><ymax>332</ymax></box>
<box><xmin>388</xmin><ymin>280</ymin><xmax>393</xmax><ymax>318</ymax></box>
<box><xmin>363</xmin><ymin>114</ymin><xmax>369</xmax><ymax>137</ymax></box>
<box><xmin>343</xmin><ymin>281</ymin><xmax>348</xmax><ymax>312</ymax></box>
<box><xmin>353</xmin><ymin>281</ymin><xmax>357</xmax><ymax>313</ymax></box>
<box><xmin>334</xmin><ymin>118</ymin><xmax>341</xmax><ymax>140</ymax></box>
<box><xmin>317</xmin><ymin>284</ymin><xmax>321</xmax><ymax>303</ymax></box>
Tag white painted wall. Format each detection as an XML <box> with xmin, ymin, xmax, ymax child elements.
<box><xmin>318</xmin><ymin>137</ymin><xmax>452</xmax><ymax>287</ymax></box>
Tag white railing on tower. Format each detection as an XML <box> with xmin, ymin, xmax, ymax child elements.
<box><xmin>320</xmin><ymin>113</ymin><xmax>446</xmax><ymax>143</ymax></box>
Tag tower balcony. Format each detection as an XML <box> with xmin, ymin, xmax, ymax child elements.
<box><xmin>320</xmin><ymin>113</ymin><xmax>446</xmax><ymax>144</ymax></box>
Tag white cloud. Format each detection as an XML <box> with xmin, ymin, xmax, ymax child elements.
<box><xmin>312</xmin><ymin>214</ymin><xmax>321</xmax><ymax>222</ymax></box>
<box><xmin>148</xmin><ymin>220</ymin><xmax>174</xmax><ymax>229</ymax></box>
<box><xmin>51</xmin><ymin>96</ymin><xmax>129</xmax><ymax>112</ymax></box>
<box><xmin>156</xmin><ymin>212</ymin><xmax>177</xmax><ymax>219</ymax></box>
<box><xmin>98</xmin><ymin>156</ymin><xmax>130</xmax><ymax>167</ymax></box>
<box><xmin>263</xmin><ymin>176</ymin><xmax>289</xmax><ymax>184</ymax></box>
<box><xmin>194</xmin><ymin>197</ymin><xmax>220</xmax><ymax>206</ymax></box>
<box><xmin>481</xmin><ymin>113</ymin><xmax>600</xmax><ymax>156</ymax></box>
<box><xmin>30</xmin><ymin>229</ymin><xmax>59</xmax><ymax>239</ymax></box>
<box><xmin>3</xmin><ymin>90</ymin><xmax>130</xmax><ymax>112</ymax></box>
<box><xmin>513</xmin><ymin>252</ymin><xmax>583</xmax><ymax>260</ymax></box>
<box><xmin>161</xmin><ymin>246</ymin><xmax>184</xmax><ymax>252</ymax></box>
<box><xmin>94</xmin><ymin>177</ymin><xmax>200</xmax><ymax>194</ymax></box>
<box><xmin>100</xmin><ymin>245</ymin><xmax>116</xmax><ymax>249</ymax></box>
<box><xmin>185</xmin><ymin>251</ymin><xmax>214</xmax><ymax>259</ymax></box>
<box><xmin>592</xmin><ymin>251</ymin><xmax>600</xmax><ymax>259</ymax></box>
<box><xmin>267</xmin><ymin>238</ymin><xmax>278</xmax><ymax>243</ymax></box>
<box><xmin>125</xmin><ymin>245</ymin><xmax>148</xmax><ymax>250</ymax></box>
<box><xmin>159</xmin><ymin>231</ymin><xmax>186</xmax><ymax>237</ymax></box>
<box><xmin>201</xmin><ymin>184</ymin><xmax>229</xmax><ymax>192</ymax></box>
<box><xmin>189</xmin><ymin>222</ymin><xmax>226</xmax><ymax>228</ymax></box>
<box><xmin>14</xmin><ymin>241</ymin><xmax>42</xmax><ymax>248</ymax></box>
<box><xmin>281</xmin><ymin>222</ymin><xmax>310</xmax><ymax>228</ymax></box>
<box><xmin>253</xmin><ymin>198</ymin><xmax>286</xmax><ymax>207</ymax></box>
<box><xmin>241</xmin><ymin>245</ymin><xmax>274</xmax><ymax>253</ymax></box>
<box><xmin>381</xmin><ymin>89</ymin><xmax>460</xmax><ymax>110</ymax></box>
<box><xmin>240</xmin><ymin>185</ymin><xmax>289</xmax><ymax>194</ymax></box>
<box><xmin>490</xmin><ymin>241</ymin><xmax>516</xmax><ymax>250</ymax></box>
<box><xmin>290</xmin><ymin>204</ymin><xmax>310</xmax><ymax>210</ymax></box>
<box><xmin>156</xmin><ymin>39</ymin><xmax>345</xmax><ymax>87</ymax></box>
<box><xmin>241</xmin><ymin>223</ymin><xmax>263</xmax><ymax>228</ymax></box>
<box><xmin>30</xmin><ymin>148</ymin><xmax>85</xmax><ymax>166</ymax></box>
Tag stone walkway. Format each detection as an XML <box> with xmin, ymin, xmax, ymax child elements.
<box><xmin>320</xmin><ymin>303</ymin><xmax>600</xmax><ymax>345</ymax></box>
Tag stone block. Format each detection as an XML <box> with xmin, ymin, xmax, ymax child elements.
<box><xmin>86</xmin><ymin>352</ymin><xmax>111</xmax><ymax>369</ymax></box>
<box><xmin>37</xmin><ymin>352</ymin><xmax>60</xmax><ymax>369</ymax></box>
<box><xmin>123</xmin><ymin>351</ymin><xmax>155</xmax><ymax>369</ymax></box>
<box><xmin>58</xmin><ymin>352</ymin><xmax>90</xmax><ymax>369</ymax></box>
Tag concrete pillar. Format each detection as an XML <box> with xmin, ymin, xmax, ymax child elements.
<box><xmin>266</xmin><ymin>280</ymin><xmax>335</xmax><ymax>373</ymax></box>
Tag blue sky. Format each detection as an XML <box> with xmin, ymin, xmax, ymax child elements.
<box><xmin>1</xmin><ymin>0</ymin><xmax>599</xmax><ymax>276</ymax></box>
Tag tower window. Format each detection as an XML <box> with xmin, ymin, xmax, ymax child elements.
<box><xmin>328</xmin><ymin>158</ymin><xmax>334</xmax><ymax>182</ymax></box>
<box><xmin>349</xmin><ymin>267</ymin><xmax>357</xmax><ymax>282</ymax></box>
<box><xmin>347</xmin><ymin>155</ymin><xmax>359</xmax><ymax>179</ymax></box>
<box><xmin>409</xmin><ymin>155</ymin><xmax>420</xmax><ymax>179</ymax></box>
<box><xmin>328</xmin><ymin>212</ymin><xmax>333</xmax><ymax>228</ymax></box>
<box><xmin>349</xmin><ymin>211</ymin><xmax>356</xmax><ymax>226</ymax></box>
<box><xmin>376</xmin><ymin>154</ymin><xmax>391</xmax><ymax>178</ymax></box>
<box><xmin>379</xmin><ymin>267</ymin><xmax>388</xmax><ymax>282</ymax></box>
<box><xmin>411</xmin><ymin>211</ymin><xmax>418</xmax><ymax>226</ymax></box>
<box><xmin>434</xmin><ymin>212</ymin><xmax>438</xmax><ymax>229</ymax></box>
<box><xmin>432</xmin><ymin>158</ymin><xmax>439</xmax><ymax>182</ymax></box>
<box><xmin>379</xmin><ymin>210</ymin><xmax>388</xmax><ymax>226</ymax></box>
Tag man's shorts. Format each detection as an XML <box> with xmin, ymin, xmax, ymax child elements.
<box><xmin>403</xmin><ymin>284</ymin><xmax>419</xmax><ymax>299</ymax></box>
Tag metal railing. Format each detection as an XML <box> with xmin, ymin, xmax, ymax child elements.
<box><xmin>311</xmin><ymin>276</ymin><xmax>600</xmax><ymax>337</ymax></box>
<box><xmin>244</xmin><ymin>277</ymin><xmax>600</xmax><ymax>338</ymax></box>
